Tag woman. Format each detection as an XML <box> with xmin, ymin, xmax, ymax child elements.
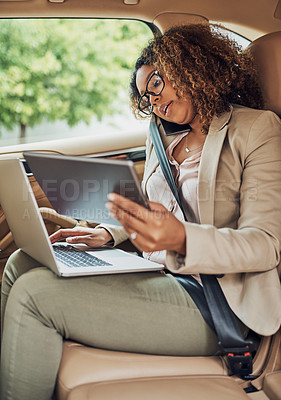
<box><xmin>1</xmin><ymin>24</ymin><xmax>281</xmax><ymax>400</ymax></box>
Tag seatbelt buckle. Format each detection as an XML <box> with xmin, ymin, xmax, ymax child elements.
<box><xmin>218</xmin><ymin>342</ymin><xmax>254</xmax><ymax>378</ymax></box>
<box><xmin>226</xmin><ymin>350</ymin><xmax>253</xmax><ymax>377</ymax></box>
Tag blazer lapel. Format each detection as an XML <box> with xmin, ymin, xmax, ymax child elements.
<box><xmin>198</xmin><ymin>107</ymin><xmax>233</xmax><ymax>224</ymax></box>
<box><xmin>143</xmin><ymin>109</ymin><xmax>233</xmax><ymax>224</ymax></box>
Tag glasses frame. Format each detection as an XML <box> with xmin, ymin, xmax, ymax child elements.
<box><xmin>137</xmin><ymin>71</ymin><xmax>165</xmax><ymax>116</ymax></box>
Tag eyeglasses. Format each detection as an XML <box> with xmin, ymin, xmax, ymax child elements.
<box><xmin>138</xmin><ymin>71</ymin><xmax>165</xmax><ymax>116</ymax></box>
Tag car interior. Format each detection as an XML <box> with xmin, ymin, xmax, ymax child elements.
<box><xmin>0</xmin><ymin>0</ymin><xmax>280</xmax><ymax>399</ymax></box>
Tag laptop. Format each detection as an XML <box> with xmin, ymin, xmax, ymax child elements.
<box><xmin>23</xmin><ymin>151</ymin><xmax>150</xmax><ymax>226</ymax></box>
<box><xmin>0</xmin><ymin>158</ymin><xmax>164</xmax><ymax>277</ymax></box>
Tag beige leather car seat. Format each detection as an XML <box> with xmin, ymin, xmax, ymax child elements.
<box><xmin>55</xmin><ymin>31</ymin><xmax>281</xmax><ymax>400</ymax></box>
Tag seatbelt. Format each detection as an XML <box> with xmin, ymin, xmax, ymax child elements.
<box><xmin>149</xmin><ymin>117</ymin><xmax>255</xmax><ymax>378</ymax></box>
<box><xmin>149</xmin><ymin>117</ymin><xmax>184</xmax><ymax>212</ymax></box>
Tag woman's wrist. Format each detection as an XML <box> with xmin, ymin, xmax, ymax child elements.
<box><xmin>98</xmin><ymin>227</ymin><xmax>114</xmax><ymax>244</ymax></box>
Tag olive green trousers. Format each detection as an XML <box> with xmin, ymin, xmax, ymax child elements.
<box><xmin>0</xmin><ymin>249</ymin><xmax>219</xmax><ymax>400</ymax></box>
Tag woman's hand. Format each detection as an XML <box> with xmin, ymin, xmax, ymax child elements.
<box><xmin>49</xmin><ymin>227</ymin><xmax>113</xmax><ymax>247</ymax></box>
<box><xmin>106</xmin><ymin>193</ymin><xmax>186</xmax><ymax>255</ymax></box>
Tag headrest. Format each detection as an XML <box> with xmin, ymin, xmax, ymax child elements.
<box><xmin>247</xmin><ymin>31</ymin><xmax>281</xmax><ymax>117</ymax></box>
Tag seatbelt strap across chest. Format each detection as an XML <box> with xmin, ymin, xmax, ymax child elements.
<box><xmin>149</xmin><ymin>117</ymin><xmax>254</xmax><ymax>377</ymax></box>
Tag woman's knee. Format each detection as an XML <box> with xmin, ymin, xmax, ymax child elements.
<box><xmin>2</xmin><ymin>249</ymin><xmax>42</xmax><ymax>292</ymax></box>
<box><xmin>5</xmin><ymin>267</ymin><xmax>56</xmax><ymax>322</ymax></box>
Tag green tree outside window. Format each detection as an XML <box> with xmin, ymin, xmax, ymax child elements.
<box><xmin>0</xmin><ymin>19</ymin><xmax>151</xmax><ymax>140</ymax></box>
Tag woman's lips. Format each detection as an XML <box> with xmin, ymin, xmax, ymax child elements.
<box><xmin>160</xmin><ymin>101</ymin><xmax>173</xmax><ymax>117</ymax></box>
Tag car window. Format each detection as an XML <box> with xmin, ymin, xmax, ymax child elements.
<box><xmin>212</xmin><ymin>24</ymin><xmax>251</xmax><ymax>49</ymax></box>
<box><xmin>0</xmin><ymin>19</ymin><xmax>153</xmax><ymax>147</ymax></box>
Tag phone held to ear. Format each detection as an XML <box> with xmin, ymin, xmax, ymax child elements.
<box><xmin>158</xmin><ymin>117</ymin><xmax>191</xmax><ymax>136</ymax></box>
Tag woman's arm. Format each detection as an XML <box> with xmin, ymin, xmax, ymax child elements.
<box><xmin>108</xmin><ymin>110</ymin><xmax>281</xmax><ymax>275</ymax></box>
<box><xmin>166</xmin><ymin>111</ymin><xmax>281</xmax><ymax>275</ymax></box>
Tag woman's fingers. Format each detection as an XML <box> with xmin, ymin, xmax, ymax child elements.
<box><xmin>49</xmin><ymin>228</ymin><xmax>89</xmax><ymax>244</ymax></box>
<box><xmin>65</xmin><ymin>235</ymin><xmax>97</xmax><ymax>245</ymax></box>
<box><xmin>107</xmin><ymin>193</ymin><xmax>186</xmax><ymax>254</ymax></box>
<box><xmin>106</xmin><ymin>194</ymin><xmax>167</xmax><ymax>233</ymax></box>
<box><xmin>106</xmin><ymin>194</ymin><xmax>169</xmax><ymax>251</ymax></box>
<box><xmin>49</xmin><ymin>227</ymin><xmax>112</xmax><ymax>247</ymax></box>
<box><xmin>107</xmin><ymin>193</ymin><xmax>151</xmax><ymax>222</ymax></box>
<box><xmin>106</xmin><ymin>201</ymin><xmax>153</xmax><ymax>242</ymax></box>
<box><xmin>106</xmin><ymin>194</ymin><xmax>167</xmax><ymax>227</ymax></box>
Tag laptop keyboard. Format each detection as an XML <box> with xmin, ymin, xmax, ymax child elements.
<box><xmin>53</xmin><ymin>245</ymin><xmax>113</xmax><ymax>268</ymax></box>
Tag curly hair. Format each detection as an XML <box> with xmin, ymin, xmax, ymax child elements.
<box><xmin>130</xmin><ymin>24</ymin><xmax>264</xmax><ymax>133</ymax></box>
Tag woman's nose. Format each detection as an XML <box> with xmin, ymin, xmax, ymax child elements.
<box><xmin>150</xmin><ymin>94</ymin><xmax>160</xmax><ymax>105</ymax></box>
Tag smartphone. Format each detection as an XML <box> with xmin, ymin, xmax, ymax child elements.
<box><xmin>158</xmin><ymin>117</ymin><xmax>191</xmax><ymax>136</ymax></box>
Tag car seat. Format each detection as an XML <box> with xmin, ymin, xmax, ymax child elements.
<box><xmin>52</xmin><ymin>31</ymin><xmax>281</xmax><ymax>400</ymax></box>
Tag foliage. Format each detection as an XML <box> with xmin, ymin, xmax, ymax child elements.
<box><xmin>0</xmin><ymin>19</ymin><xmax>151</xmax><ymax>138</ymax></box>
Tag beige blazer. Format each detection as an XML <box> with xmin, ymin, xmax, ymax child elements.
<box><xmin>103</xmin><ymin>105</ymin><xmax>281</xmax><ymax>336</ymax></box>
